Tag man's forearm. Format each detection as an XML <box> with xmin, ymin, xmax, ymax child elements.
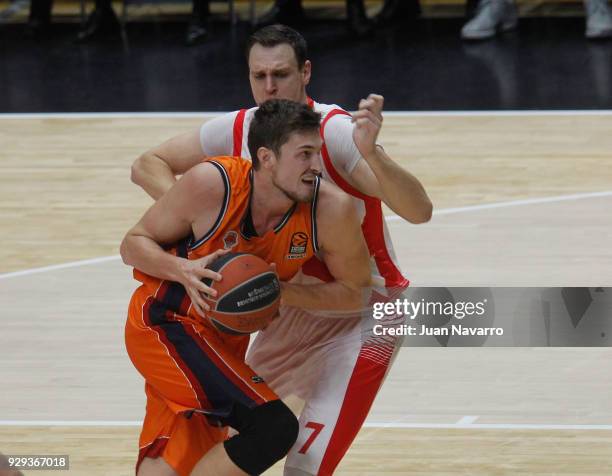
<box><xmin>281</xmin><ymin>281</ymin><xmax>368</xmax><ymax>311</ymax></box>
<box><xmin>121</xmin><ymin>234</ymin><xmax>186</xmax><ymax>282</ymax></box>
<box><xmin>131</xmin><ymin>153</ymin><xmax>178</xmax><ymax>200</ymax></box>
<box><xmin>364</xmin><ymin>146</ymin><xmax>432</xmax><ymax>223</ymax></box>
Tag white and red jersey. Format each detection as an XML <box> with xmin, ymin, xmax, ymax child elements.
<box><xmin>199</xmin><ymin>98</ymin><xmax>409</xmax><ymax>299</ymax></box>
<box><xmin>200</xmin><ymin>99</ymin><xmax>408</xmax><ymax>475</ymax></box>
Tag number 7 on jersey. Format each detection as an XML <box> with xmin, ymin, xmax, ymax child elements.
<box><xmin>298</xmin><ymin>422</ymin><xmax>325</xmax><ymax>454</ymax></box>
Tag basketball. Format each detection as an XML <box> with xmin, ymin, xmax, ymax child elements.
<box><xmin>202</xmin><ymin>252</ymin><xmax>281</xmax><ymax>335</ymax></box>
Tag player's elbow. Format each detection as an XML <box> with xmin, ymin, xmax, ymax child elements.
<box><xmin>345</xmin><ymin>282</ymin><xmax>371</xmax><ymax>310</ymax></box>
<box><xmin>354</xmin><ymin>268</ymin><xmax>373</xmax><ymax>290</ymax></box>
<box><xmin>410</xmin><ymin>199</ymin><xmax>433</xmax><ymax>224</ymax></box>
<box><xmin>131</xmin><ymin>154</ymin><xmax>150</xmax><ymax>186</ymax></box>
<box><xmin>397</xmin><ymin>197</ymin><xmax>432</xmax><ymax>224</ymax></box>
<box><xmin>120</xmin><ymin>235</ymin><xmax>134</xmax><ymax>267</ymax></box>
<box><xmin>344</xmin><ymin>273</ymin><xmax>372</xmax><ymax>309</ymax></box>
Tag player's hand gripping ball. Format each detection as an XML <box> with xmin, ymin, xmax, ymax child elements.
<box><xmin>202</xmin><ymin>253</ymin><xmax>280</xmax><ymax>334</ymax></box>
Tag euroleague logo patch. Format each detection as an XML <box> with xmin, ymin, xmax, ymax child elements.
<box><xmin>223</xmin><ymin>230</ymin><xmax>238</xmax><ymax>250</ymax></box>
<box><xmin>287</xmin><ymin>232</ymin><xmax>308</xmax><ymax>259</ymax></box>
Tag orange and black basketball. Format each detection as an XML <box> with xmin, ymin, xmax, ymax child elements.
<box><xmin>202</xmin><ymin>253</ymin><xmax>281</xmax><ymax>335</ymax></box>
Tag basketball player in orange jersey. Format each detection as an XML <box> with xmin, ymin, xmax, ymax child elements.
<box><xmin>131</xmin><ymin>26</ymin><xmax>433</xmax><ymax>475</ymax></box>
<box><xmin>122</xmin><ymin>99</ymin><xmax>372</xmax><ymax>476</ymax></box>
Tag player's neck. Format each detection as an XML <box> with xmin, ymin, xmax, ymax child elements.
<box><xmin>250</xmin><ymin>172</ymin><xmax>294</xmax><ymax>235</ymax></box>
<box><xmin>300</xmin><ymin>91</ymin><xmax>311</xmax><ymax>107</ymax></box>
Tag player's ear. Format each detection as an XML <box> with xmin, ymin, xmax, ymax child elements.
<box><xmin>257</xmin><ymin>147</ymin><xmax>275</xmax><ymax>169</ymax></box>
<box><xmin>302</xmin><ymin>60</ymin><xmax>311</xmax><ymax>86</ymax></box>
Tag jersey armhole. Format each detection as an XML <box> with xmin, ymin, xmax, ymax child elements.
<box><xmin>232</xmin><ymin>109</ymin><xmax>247</xmax><ymax>157</ymax></box>
<box><xmin>320</xmin><ymin>109</ymin><xmax>372</xmax><ymax>201</ymax></box>
<box><xmin>189</xmin><ymin>161</ymin><xmax>231</xmax><ymax>250</ymax></box>
<box><xmin>310</xmin><ymin>175</ymin><xmax>321</xmax><ymax>254</ymax></box>
<box><xmin>323</xmin><ymin>111</ymin><xmax>361</xmax><ymax>176</ymax></box>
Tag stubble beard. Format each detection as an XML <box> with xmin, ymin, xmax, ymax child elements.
<box><xmin>273</xmin><ymin>177</ymin><xmax>314</xmax><ymax>203</ymax></box>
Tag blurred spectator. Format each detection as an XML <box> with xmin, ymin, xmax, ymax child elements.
<box><xmin>27</xmin><ymin>0</ymin><xmax>52</xmax><ymax>35</ymax></box>
<box><xmin>27</xmin><ymin>0</ymin><xmax>121</xmax><ymax>39</ymax></box>
<box><xmin>256</xmin><ymin>0</ymin><xmax>305</xmax><ymax>26</ymax></box>
<box><xmin>374</xmin><ymin>0</ymin><xmax>421</xmax><ymax>25</ymax></box>
<box><xmin>346</xmin><ymin>0</ymin><xmax>374</xmax><ymax>35</ymax></box>
<box><xmin>461</xmin><ymin>0</ymin><xmax>612</xmax><ymax>39</ymax></box>
<box><xmin>76</xmin><ymin>0</ymin><xmax>121</xmax><ymax>42</ymax></box>
<box><xmin>28</xmin><ymin>0</ymin><xmax>210</xmax><ymax>44</ymax></box>
<box><xmin>185</xmin><ymin>0</ymin><xmax>211</xmax><ymax>45</ymax></box>
<box><xmin>256</xmin><ymin>0</ymin><xmax>374</xmax><ymax>36</ymax></box>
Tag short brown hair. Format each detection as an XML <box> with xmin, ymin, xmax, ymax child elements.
<box><xmin>248</xmin><ymin>99</ymin><xmax>321</xmax><ymax>169</ymax></box>
<box><xmin>246</xmin><ymin>24</ymin><xmax>308</xmax><ymax>70</ymax></box>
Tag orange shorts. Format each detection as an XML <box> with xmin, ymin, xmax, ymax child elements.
<box><xmin>125</xmin><ymin>281</ymin><xmax>279</xmax><ymax>476</ymax></box>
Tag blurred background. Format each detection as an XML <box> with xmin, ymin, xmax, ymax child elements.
<box><xmin>1</xmin><ymin>0</ymin><xmax>612</xmax><ymax>112</ymax></box>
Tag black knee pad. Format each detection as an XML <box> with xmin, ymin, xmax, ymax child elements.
<box><xmin>223</xmin><ymin>400</ymin><xmax>299</xmax><ymax>475</ymax></box>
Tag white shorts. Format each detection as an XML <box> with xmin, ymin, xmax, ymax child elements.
<box><xmin>246</xmin><ymin>302</ymin><xmax>403</xmax><ymax>476</ymax></box>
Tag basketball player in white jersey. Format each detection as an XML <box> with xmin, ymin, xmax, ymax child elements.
<box><xmin>131</xmin><ymin>25</ymin><xmax>432</xmax><ymax>476</ymax></box>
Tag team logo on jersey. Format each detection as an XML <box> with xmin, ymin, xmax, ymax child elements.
<box><xmin>223</xmin><ymin>230</ymin><xmax>239</xmax><ymax>250</ymax></box>
<box><xmin>287</xmin><ymin>232</ymin><xmax>309</xmax><ymax>259</ymax></box>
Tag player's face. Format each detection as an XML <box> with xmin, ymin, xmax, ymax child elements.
<box><xmin>248</xmin><ymin>44</ymin><xmax>311</xmax><ymax>105</ymax></box>
<box><xmin>272</xmin><ymin>130</ymin><xmax>323</xmax><ymax>203</ymax></box>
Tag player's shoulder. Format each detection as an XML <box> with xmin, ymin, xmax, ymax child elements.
<box><xmin>312</xmin><ymin>100</ymin><xmax>350</xmax><ymax>121</ymax></box>
<box><xmin>201</xmin><ymin>107</ymin><xmax>257</xmax><ymax>130</ymax></box>
<box><xmin>311</xmin><ymin>100</ymin><xmax>352</xmax><ymax>141</ymax></box>
<box><xmin>242</xmin><ymin>106</ymin><xmax>259</xmax><ymax>126</ymax></box>
<box><xmin>201</xmin><ymin>109</ymin><xmax>237</xmax><ymax>129</ymax></box>
<box><xmin>316</xmin><ymin>178</ymin><xmax>352</xmax><ymax>217</ymax></box>
<box><xmin>311</xmin><ymin>99</ymin><xmax>346</xmax><ymax>113</ymax></box>
<box><xmin>183</xmin><ymin>160</ymin><xmax>225</xmax><ymax>186</ymax></box>
<box><xmin>183</xmin><ymin>156</ymin><xmax>248</xmax><ymax>191</ymax></box>
<box><xmin>204</xmin><ymin>156</ymin><xmax>251</xmax><ymax>182</ymax></box>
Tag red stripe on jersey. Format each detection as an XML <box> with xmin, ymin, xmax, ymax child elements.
<box><xmin>318</xmin><ymin>109</ymin><xmax>408</xmax><ymax>288</ymax></box>
<box><xmin>317</xmin><ymin>354</ymin><xmax>390</xmax><ymax>476</ymax></box>
<box><xmin>232</xmin><ymin>109</ymin><xmax>247</xmax><ymax>157</ymax></box>
<box><xmin>363</xmin><ymin>199</ymin><xmax>409</xmax><ymax>288</ymax></box>
<box><xmin>182</xmin><ymin>324</ymin><xmax>267</xmax><ymax>406</ymax></box>
<box><xmin>317</xmin><ymin>353</ymin><xmax>388</xmax><ymax>476</ymax></box>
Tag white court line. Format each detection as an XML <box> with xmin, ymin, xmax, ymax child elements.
<box><xmin>386</xmin><ymin>190</ymin><xmax>612</xmax><ymax>222</ymax></box>
<box><xmin>0</xmin><ymin>255</ymin><xmax>121</xmax><ymax>280</ymax></box>
<box><xmin>0</xmin><ymin>112</ymin><xmax>221</xmax><ymax>119</ymax></box>
<box><xmin>3</xmin><ymin>110</ymin><xmax>612</xmax><ymax>119</ymax></box>
<box><xmin>2</xmin><ymin>190</ymin><xmax>612</xmax><ymax>280</ymax></box>
<box><xmin>2</xmin><ymin>420</ymin><xmax>612</xmax><ymax>430</ymax></box>
<box><xmin>363</xmin><ymin>422</ymin><xmax>612</xmax><ymax>431</ymax></box>
<box><xmin>0</xmin><ymin>421</ymin><xmax>143</xmax><ymax>427</ymax></box>
<box><xmin>382</xmin><ymin>110</ymin><xmax>612</xmax><ymax>117</ymax></box>
<box><xmin>456</xmin><ymin>415</ymin><xmax>479</xmax><ymax>425</ymax></box>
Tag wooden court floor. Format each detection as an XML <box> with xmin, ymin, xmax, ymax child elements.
<box><xmin>1</xmin><ymin>113</ymin><xmax>611</xmax><ymax>475</ymax></box>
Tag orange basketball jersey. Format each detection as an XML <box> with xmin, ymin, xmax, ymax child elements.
<box><xmin>132</xmin><ymin>155</ymin><xmax>320</xmax><ymax>325</ymax></box>
<box><xmin>126</xmin><ymin>156</ymin><xmax>321</xmax><ymax>475</ymax></box>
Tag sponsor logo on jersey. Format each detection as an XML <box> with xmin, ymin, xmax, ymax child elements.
<box><xmin>287</xmin><ymin>231</ymin><xmax>308</xmax><ymax>259</ymax></box>
<box><xmin>223</xmin><ymin>230</ymin><xmax>238</xmax><ymax>249</ymax></box>
<box><xmin>251</xmin><ymin>376</ymin><xmax>265</xmax><ymax>383</ymax></box>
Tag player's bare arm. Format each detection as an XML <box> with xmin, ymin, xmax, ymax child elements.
<box><xmin>338</xmin><ymin>93</ymin><xmax>433</xmax><ymax>224</ymax></box>
<box><xmin>121</xmin><ymin>162</ymin><xmax>229</xmax><ymax>316</ymax></box>
<box><xmin>131</xmin><ymin>128</ymin><xmax>205</xmax><ymax>200</ymax></box>
<box><xmin>281</xmin><ymin>180</ymin><xmax>372</xmax><ymax>311</ymax></box>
